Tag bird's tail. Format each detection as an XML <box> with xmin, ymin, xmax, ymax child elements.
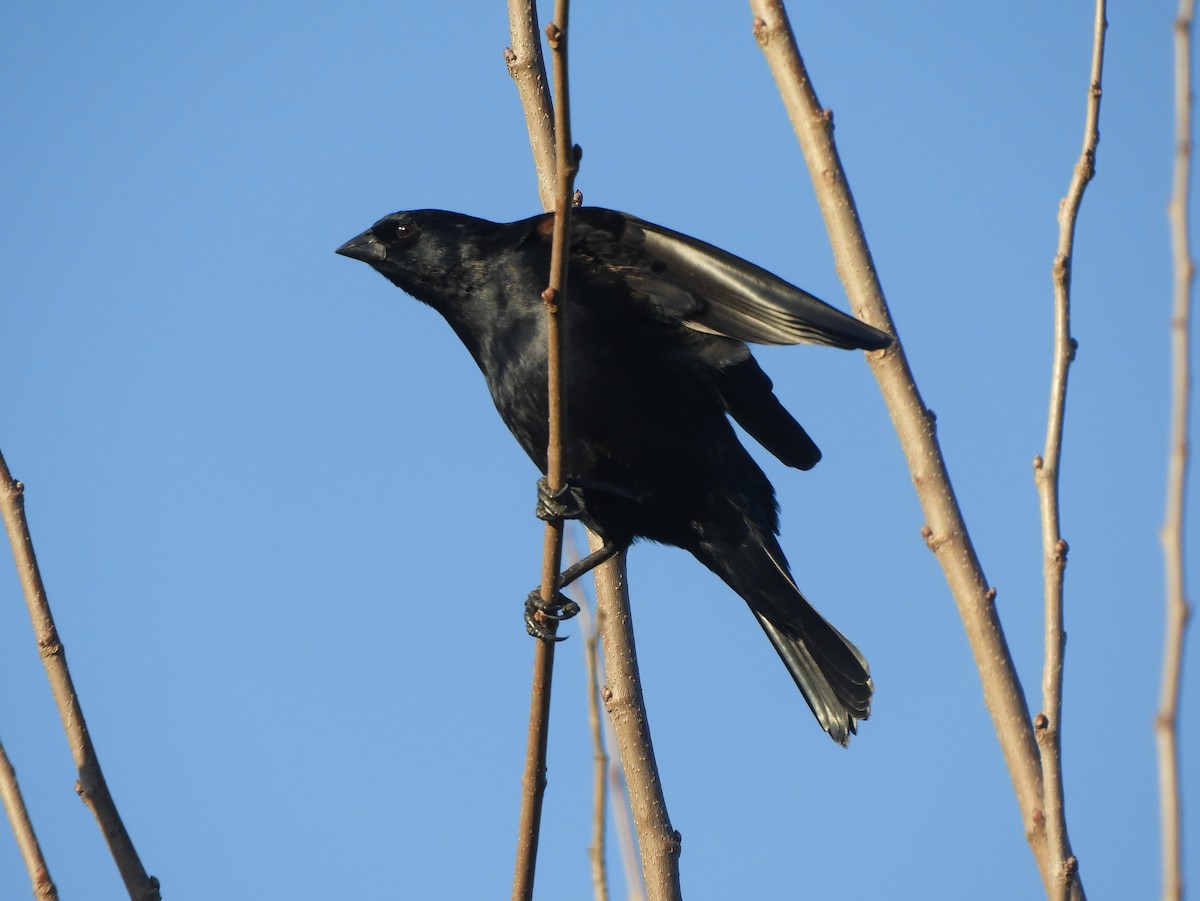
<box><xmin>752</xmin><ymin>609</ymin><xmax>871</xmax><ymax>747</ymax></box>
<box><xmin>696</xmin><ymin>538</ymin><xmax>872</xmax><ymax>746</ymax></box>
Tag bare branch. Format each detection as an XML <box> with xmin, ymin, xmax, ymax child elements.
<box><xmin>566</xmin><ymin>570</ymin><xmax>611</xmax><ymax>901</ymax></box>
<box><xmin>505</xmin><ymin>0</ymin><xmax>557</xmax><ymax>210</ymax></box>
<box><xmin>507</xmin><ymin>2</ymin><xmax>561</xmax><ymax>892</ymax></box>
<box><xmin>1158</xmin><ymin>3</ymin><xmax>1194</xmax><ymax>900</ymax></box>
<box><xmin>511</xmin><ymin>1</ymin><xmax>581</xmax><ymax>897</ymax></box>
<box><xmin>512</xmin><ymin>622</ymin><xmax>557</xmax><ymax>901</ymax></box>
<box><xmin>589</xmin><ymin>531</ymin><xmax>682</xmax><ymax>901</ymax></box>
<box><xmin>1032</xmin><ymin>3</ymin><xmax>1106</xmax><ymax>897</ymax></box>
<box><xmin>604</xmin><ymin>716</ymin><xmax>646</xmax><ymax>901</ymax></box>
<box><xmin>0</xmin><ymin>449</ymin><xmax>160</xmax><ymax>901</ymax></box>
<box><xmin>505</xmin><ymin>2</ymin><xmax>678</xmax><ymax>898</ymax></box>
<box><xmin>0</xmin><ymin>737</ymin><xmax>58</xmax><ymax>900</ymax></box>
<box><xmin>585</xmin><ymin>614</ymin><xmax>611</xmax><ymax>901</ymax></box>
<box><xmin>746</xmin><ymin>2</ymin><xmax>1084</xmax><ymax>897</ymax></box>
<box><xmin>567</xmin><ymin>528</ymin><xmax>645</xmax><ymax>901</ymax></box>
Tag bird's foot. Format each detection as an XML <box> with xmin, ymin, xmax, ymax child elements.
<box><xmin>535</xmin><ymin>477</ymin><xmax>585</xmax><ymax>522</ymax></box>
<box><xmin>536</xmin><ymin>475</ymin><xmax>643</xmax><ymax>523</ymax></box>
<box><xmin>524</xmin><ymin>589</ymin><xmax>581</xmax><ymax>642</ymax></box>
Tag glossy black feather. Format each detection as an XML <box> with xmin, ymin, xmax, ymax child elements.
<box><xmin>717</xmin><ymin>357</ymin><xmax>822</xmax><ymax>471</ymax></box>
<box><xmin>567</xmin><ymin>208</ymin><xmax>892</xmax><ymax>350</ymax></box>
<box><xmin>336</xmin><ymin>207</ymin><xmax>887</xmax><ymax>745</ymax></box>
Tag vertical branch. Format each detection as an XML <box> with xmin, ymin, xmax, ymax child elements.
<box><xmin>0</xmin><ymin>449</ymin><xmax>160</xmax><ymax>901</ymax></box>
<box><xmin>511</xmin><ymin>3</ymin><xmax>579</xmax><ymax>900</ymax></box>
<box><xmin>505</xmin><ymin>3</ymin><xmax>677</xmax><ymax>899</ymax></box>
<box><xmin>746</xmin><ymin>2</ymin><xmax>1083</xmax><ymax>897</ymax></box>
<box><xmin>583</xmin><ymin>611</ymin><xmax>611</xmax><ymax>901</ymax></box>
<box><xmin>511</xmin><ymin>607</ymin><xmax>558</xmax><ymax>901</ymax></box>
<box><xmin>568</xmin><ymin>579</ymin><xmax>611</xmax><ymax>901</ymax></box>
<box><xmin>507</xmin><ymin>3</ymin><xmax>560</xmax><ymax>894</ymax></box>
<box><xmin>539</xmin><ymin>1</ymin><xmax>578</xmax><ymax>507</ymax></box>
<box><xmin>0</xmin><ymin>738</ymin><xmax>58</xmax><ymax>900</ymax></box>
<box><xmin>1032</xmin><ymin>3</ymin><xmax>1106</xmax><ymax>897</ymax></box>
<box><xmin>1158</xmin><ymin>3</ymin><xmax>1194</xmax><ymax>900</ymax></box>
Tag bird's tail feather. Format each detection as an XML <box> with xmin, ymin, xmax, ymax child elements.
<box><xmin>696</xmin><ymin>538</ymin><xmax>872</xmax><ymax>746</ymax></box>
<box><xmin>753</xmin><ymin>611</ymin><xmax>871</xmax><ymax>746</ymax></box>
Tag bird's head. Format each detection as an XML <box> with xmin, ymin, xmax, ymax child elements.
<box><xmin>336</xmin><ymin>210</ymin><xmax>491</xmax><ymax>305</ymax></box>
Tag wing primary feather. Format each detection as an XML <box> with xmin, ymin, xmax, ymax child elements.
<box><xmin>624</xmin><ymin>215</ymin><xmax>891</xmax><ymax>351</ymax></box>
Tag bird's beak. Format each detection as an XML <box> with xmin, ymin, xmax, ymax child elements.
<box><xmin>336</xmin><ymin>230</ymin><xmax>386</xmax><ymax>263</ymax></box>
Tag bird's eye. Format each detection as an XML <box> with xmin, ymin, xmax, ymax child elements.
<box><xmin>395</xmin><ymin>220</ymin><xmax>420</xmax><ymax>243</ymax></box>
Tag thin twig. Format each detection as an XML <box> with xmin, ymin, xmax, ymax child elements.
<box><xmin>510</xmin><ymin>1</ymin><xmax>579</xmax><ymax>898</ymax></box>
<box><xmin>565</xmin><ymin>565</ymin><xmax>611</xmax><ymax>901</ymax></box>
<box><xmin>1158</xmin><ymin>3</ymin><xmax>1194</xmax><ymax>900</ymax></box>
<box><xmin>746</xmin><ymin>2</ymin><xmax>1084</xmax><ymax>897</ymax></box>
<box><xmin>1032</xmin><ymin>4</ymin><xmax>1106</xmax><ymax>897</ymax></box>
<box><xmin>512</xmin><ymin>621</ymin><xmax>558</xmax><ymax>901</ymax></box>
<box><xmin>0</xmin><ymin>737</ymin><xmax>58</xmax><ymax>900</ymax></box>
<box><xmin>0</xmin><ymin>449</ymin><xmax>160</xmax><ymax>901</ymax></box>
<box><xmin>584</xmin><ymin>610</ymin><xmax>611</xmax><ymax>901</ymax></box>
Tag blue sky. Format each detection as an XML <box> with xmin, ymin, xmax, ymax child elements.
<box><xmin>1</xmin><ymin>3</ymin><xmax>1196</xmax><ymax>899</ymax></box>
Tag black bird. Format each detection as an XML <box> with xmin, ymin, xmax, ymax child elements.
<box><xmin>336</xmin><ymin>207</ymin><xmax>889</xmax><ymax>745</ymax></box>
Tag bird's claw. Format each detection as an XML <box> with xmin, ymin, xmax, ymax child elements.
<box><xmin>535</xmin><ymin>477</ymin><xmax>585</xmax><ymax>522</ymax></box>
<box><xmin>524</xmin><ymin>589</ymin><xmax>581</xmax><ymax>641</ymax></box>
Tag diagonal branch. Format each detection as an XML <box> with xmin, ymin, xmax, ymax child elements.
<box><xmin>1157</xmin><ymin>3</ymin><xmax>1194</xmax><ymax>900</ymax></box>
<box><xmin>747</xmin><ymin>2</ymin><xmax>1085</xmax><ymax>897</ymax></box>
<box><xmin>565</xmin><ymin>530</ymin><xmax>646</xmax><ymax>901</ymax></box>
<box><xmin>505</xmin><ymin>0</ymin><xmax>557</xmax><ymax>211</ymax></box>
<box><xmin>588</xmin><ymin>531</ymin><xmax>681</xmax><ymax>900</ymax></box>
<box><xmin>0</xmin><ymin>448</ymin><xmax>160</xmax><ymax>901</ymax></box>
<box><xmin>0</xmin><ymin>737</ymin><xmax>58</xmax><ymax>900</ymax></box>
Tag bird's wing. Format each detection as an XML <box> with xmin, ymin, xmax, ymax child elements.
<box><xmin>717</xmin><ymin>357</ymin><xmax>822</xmax><ymax>471</ymax></box>
<box><xmin>567</xmin><ymin>208</ymin><xmax>891</xmax><ymax>351</ymax></box>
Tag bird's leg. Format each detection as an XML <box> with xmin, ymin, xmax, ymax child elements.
<box><xmin>556</xmin><ymin>541</ymin><xmax>620</xmax><ymax>589</ymax></box>
<box><xmin>523</xmin><ymin>541</ymin><xmax>622</xmax><ymax>641</ymax></box>
<box><xmin>527</xmin><ymin>477</ymin><xmax>583</xmax><ymax>641</ymax></box>
<box><xmin>526</xmin><ymin>476</ymin><xmax>631</xmax><ymax>640</ymax></box>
